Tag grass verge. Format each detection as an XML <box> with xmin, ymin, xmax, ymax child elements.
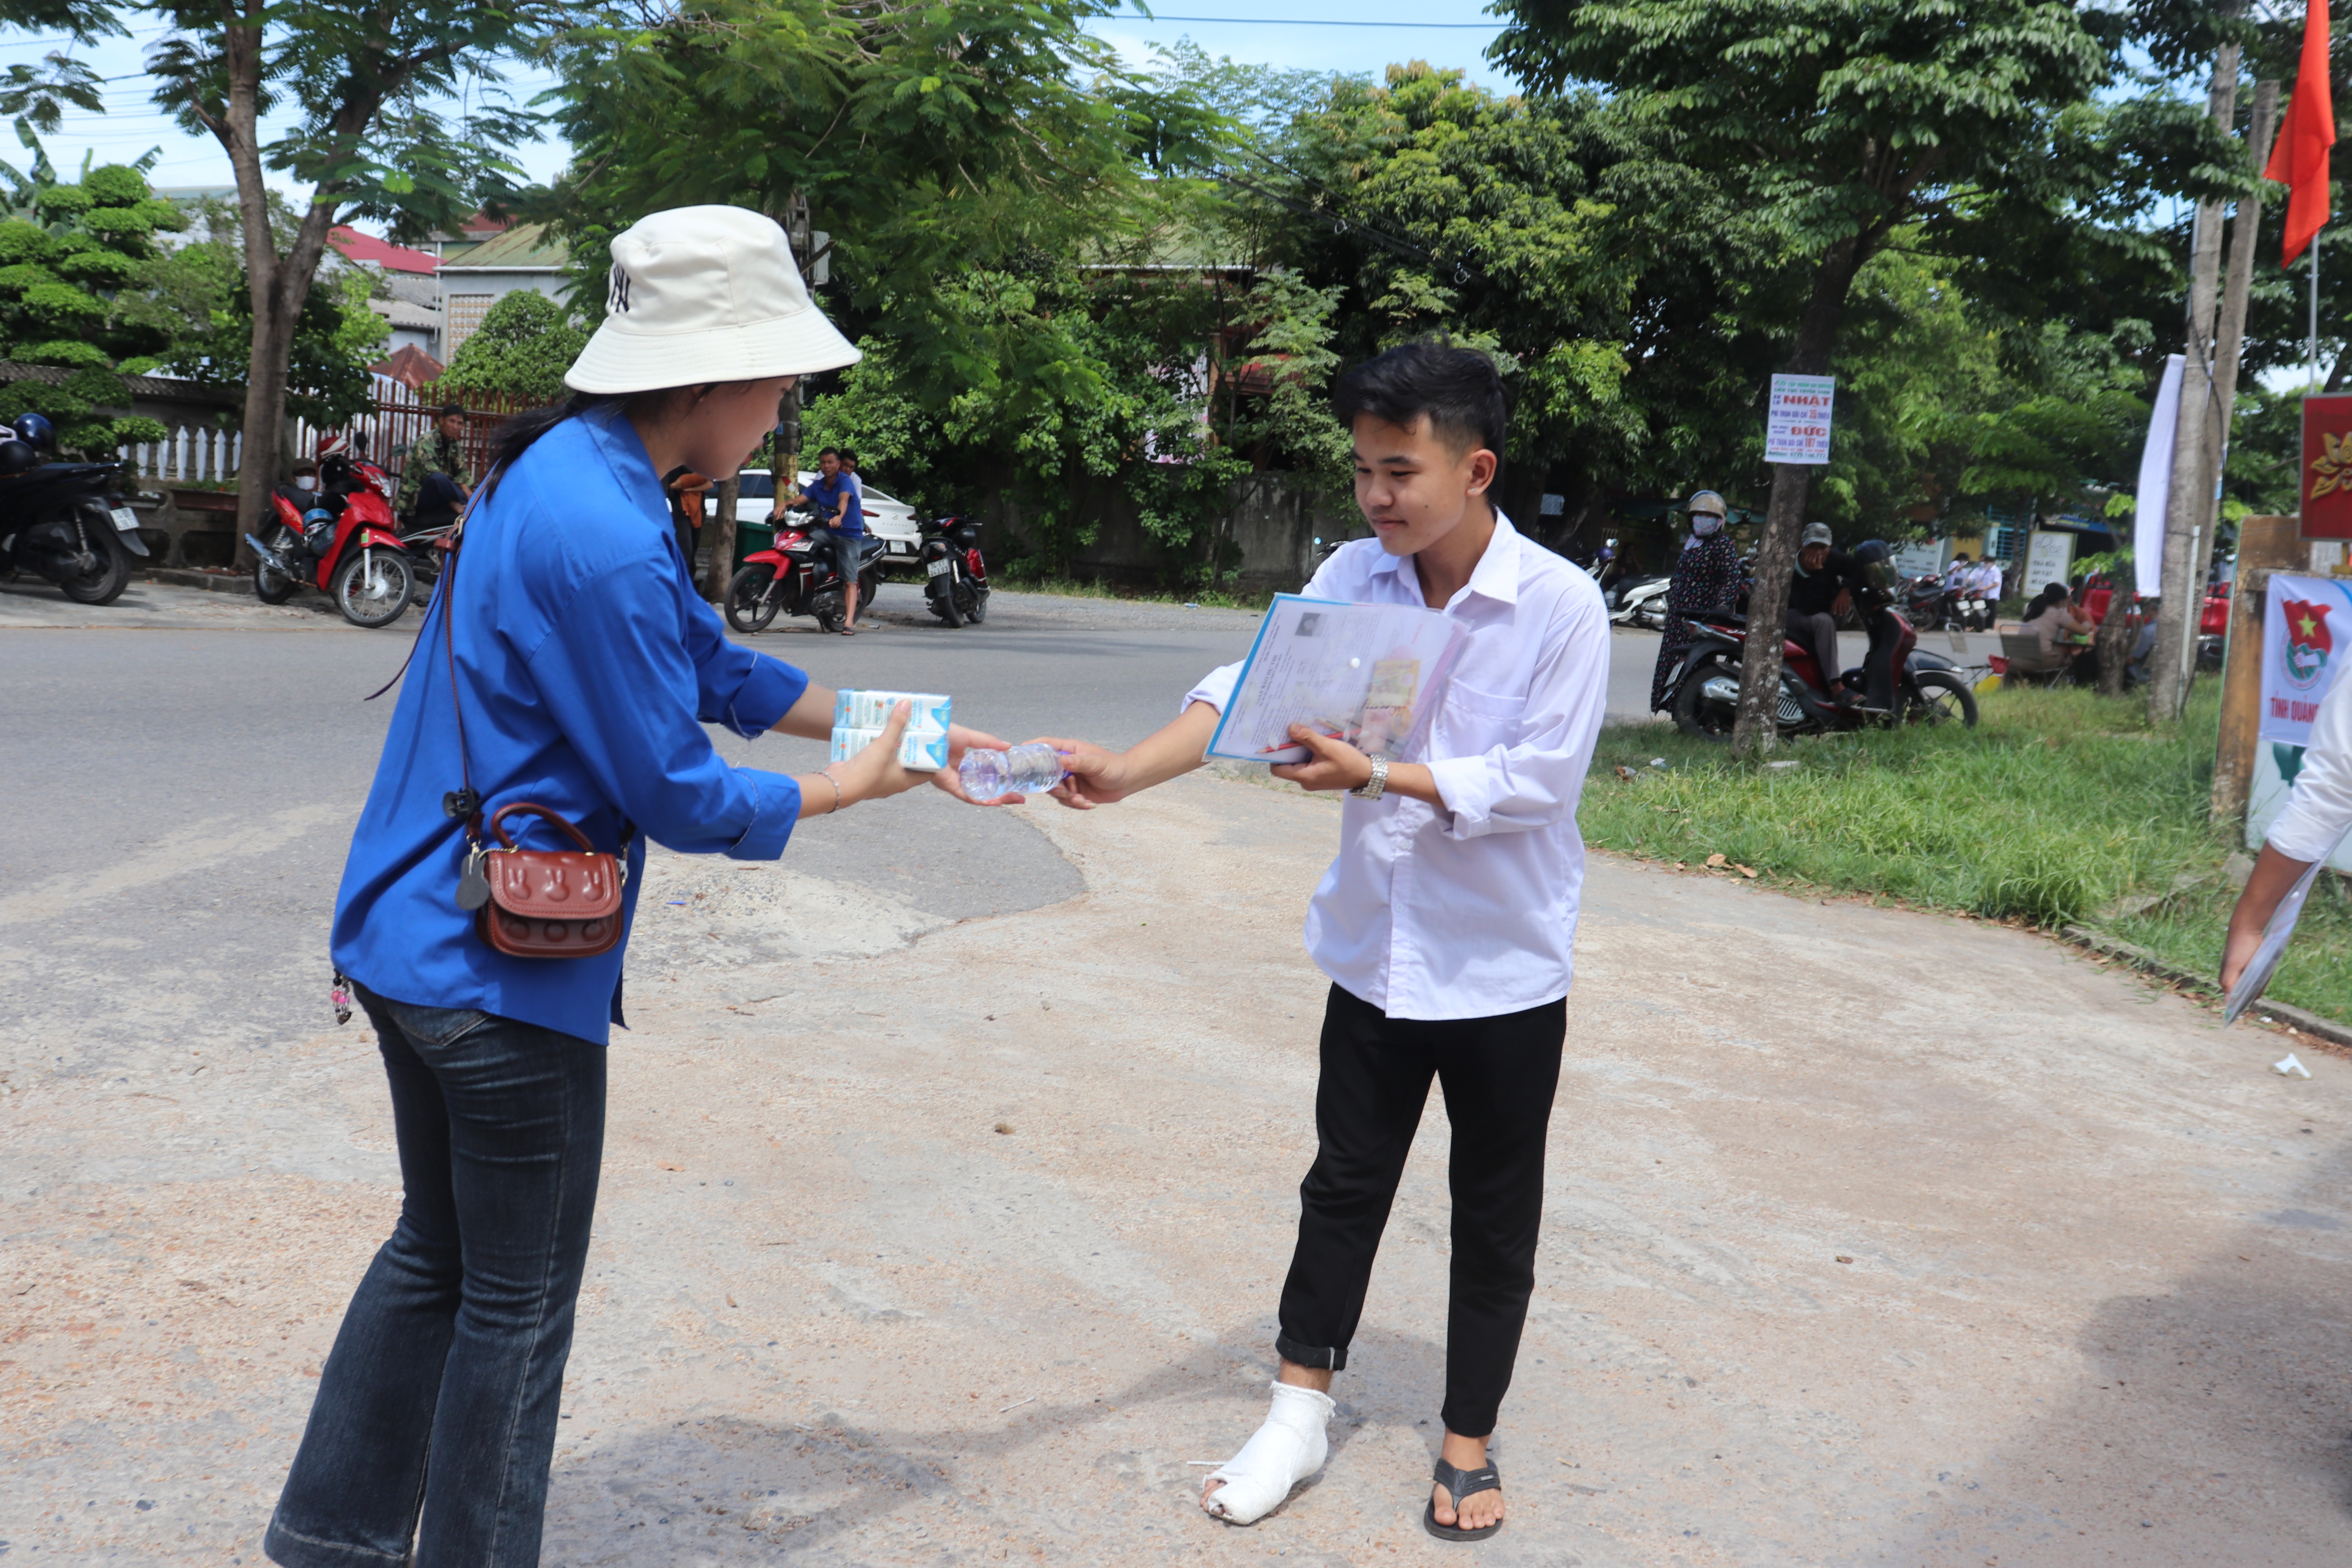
<box><xmin>1583</xmin><ymin>683</ymin><xmax>2352</xmax><ymax>1027</ymax></box>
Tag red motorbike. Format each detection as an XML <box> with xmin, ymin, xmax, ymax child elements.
<box><xmin>723</xmin><ymin>513</ymin><xmax>885</xmax><ymax>635</ymax></box>
<box><xmin>1664</xmin><ymin>607</ymin><xmax>1978</xmax><ymax>737</ymax></box>
<box><xmin>921</xmin><ymin>512</ymin><xmax>989</xmax><ymax>626</ymax></box>
<box><xmin>246</xmin><ymin>441</ymin><xmax>413</xmax><ymax>628</ymax></box>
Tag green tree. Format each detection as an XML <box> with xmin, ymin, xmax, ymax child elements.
<box><xmin>0</xmin><ymin>158</ymin><xmax>179</xmax><ymax>454</ymax></box>
<box><xmin>437</xmin><ymin>291</ymin><xmax>590</xmax><ymax>405</ymax></box>
<box><xmin>0</xmin><ymin>0</ymin><xmax>570</xmax><ymax>538</ymax></box>
<box><xmin>1494</xmin><ymin>0</ymin><xmax>2135</xmax><ymax>751</ymax></box>
<box><xmin>142</xmin><ymin>194</ymin><xmax>388</xmax><ymax>429</ymax></box>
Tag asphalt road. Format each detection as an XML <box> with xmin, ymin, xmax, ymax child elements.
<box><xmin>0</xmin><ymin>576</ymin><xmax>1279</xmax><ymax>1072</ymax></box>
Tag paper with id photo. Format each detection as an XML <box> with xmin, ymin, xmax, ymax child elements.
<box><xmin>1206</xmin><ymin>594</ymin><xmax>1466</xmax><ymax>765</ymax></box>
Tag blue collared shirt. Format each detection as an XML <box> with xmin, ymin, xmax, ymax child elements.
<box><xmin>804</xmin><ymin>470</ymin><xmax>862</xmax><ymax>535</ymax></box>
<box><xmin>331</xmin><ymin>410</ymin><xmax>807</xmax><ymax>1044</ymax></box>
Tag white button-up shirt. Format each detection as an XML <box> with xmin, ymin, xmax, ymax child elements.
<box><xmin>1188</xmin><ymin>512</ymin><xmax>1610</xmax><ymax>1020</ymax></box>
<box><xmin>2267</xmin><ymin>668</ymin><xmax>2352</xmax><ymax>863</ymax></box>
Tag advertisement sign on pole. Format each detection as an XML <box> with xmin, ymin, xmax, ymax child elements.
<box><xmin>2299</xmin><ymin>395</ymin><xmax>2352</xmax><ymax>538</ymax></box>
<box><xmin>1891</xmin><ymin>541</ymin><xmax>1944</xmax><ymax>578</ymax></box>
<box><xmin>2024</xmin><ymin>529</ymin><xmax>2075</xmax><ymax>592</ymax></box>
<box><xmin>1765</xmin><ymin>374</ymin><xmax>1836</xmax><ymax>465</ymax></box>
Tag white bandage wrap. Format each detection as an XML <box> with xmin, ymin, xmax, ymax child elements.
<box><xmin>1201</xmin><ymin>1381</ymin><xmax>1336</xmax><ymax>1524</ymax></box>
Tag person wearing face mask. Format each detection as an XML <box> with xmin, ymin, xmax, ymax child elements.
<box><xmin>275</xmin><ymin>458</ymin><xmax>323</xmax><ymax>515</ymax></box>
<box><xmin>1650</xmin><ymin>490</ymin><xmax>1742</xmax><ymax>711</ymax></box>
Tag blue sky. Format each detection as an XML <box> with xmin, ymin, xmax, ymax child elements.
<box><xmin>0</xmin><ymin>3</ymin><xmax>1513</xmax><ymax>222</ymax></box>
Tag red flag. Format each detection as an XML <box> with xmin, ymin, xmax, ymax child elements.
<box><xmin>2265</xmin><ymin>0</ymin><xmax>2336</xmax><ymax>267</ymax></box>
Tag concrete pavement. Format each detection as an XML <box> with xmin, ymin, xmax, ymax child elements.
<box><xmin>5</xmin><ymin>580</ymin><xmax>2349</xmax><ymax>1567</ymax></box>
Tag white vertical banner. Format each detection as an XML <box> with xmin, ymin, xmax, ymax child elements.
<box><xmin>2133</xmin><ymin>353</ymin><xmax>2184</xmax><ymax>599</ymax></box>
<box><xmin>1765</xmin><ymin>374</ymin><xmax>1836</xmax><ymax>464</ymax></box>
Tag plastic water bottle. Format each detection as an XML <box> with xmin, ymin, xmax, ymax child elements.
<box><xmin>961</xmin><ymin>742</ymin><xmax>1067</xmax><ymax>797</ymax></box>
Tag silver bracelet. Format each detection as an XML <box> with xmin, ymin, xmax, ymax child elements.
<box><xmin>1350</xmin><ymin>755</ymin><xmax>1391</xmax><ymax>800</ymax></box>
<box><xmin>818</xmin><ymin>768</ymin><xmax>844</xmax><ymax>812</ymax></box>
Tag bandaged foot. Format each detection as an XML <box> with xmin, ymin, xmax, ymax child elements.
<box><xmin>1201</xmin><ymin>1381</ymin><xmax>1336</xmax><ymax>1524</ymax></box>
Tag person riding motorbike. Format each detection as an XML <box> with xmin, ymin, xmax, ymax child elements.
<box><xmin>1650</xmin><ymin>490</ymin><xmax>1742</xmax><ymax>712</ymax></box>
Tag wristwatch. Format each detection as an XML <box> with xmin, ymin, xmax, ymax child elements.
<box><xmin>1350</xmin><ymin>754</ymin><xmax>1391</xmax><ymax>800</ymax></box>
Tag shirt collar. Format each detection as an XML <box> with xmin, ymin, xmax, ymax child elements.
<box><xmin>1365</xmin><ymin>510</ymin><xmax>1522</xmax><ymax>606</ymax></box>
<box><xmin>579</xmin><ymin>407</ymin><xmax>667</xmax><ymax>532</ymax></box>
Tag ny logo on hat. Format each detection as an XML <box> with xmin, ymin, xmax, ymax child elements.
<box><xmin>608</xmin><ymin>265</ymin><xmax>633</xmax><ymax>314</ymax></box>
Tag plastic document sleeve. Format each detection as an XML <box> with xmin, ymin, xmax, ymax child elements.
<box><xmin>2224</xmin><ymin>824</ymin><xmax>2352</xmax><ymax>1024</ymax></box>
<box><xmin>1205</xmin><ymin>594</ymin><xmax>1467</xmax><ymax>765</ymax></box>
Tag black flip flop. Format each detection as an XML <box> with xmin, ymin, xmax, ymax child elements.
<box><xmin>1423</xmin><ymin>1457</ymin><xmax>1503</xmax><ymax>1543</ymax></box>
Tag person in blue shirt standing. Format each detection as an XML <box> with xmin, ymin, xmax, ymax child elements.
<box><xmin>264</xmin><ymin>205</ymin><xmax>1014</xmax><ymax>1568</ymax></box>
<box><xmin>800</xmin><ymin>445</ymin><xmax>865</xmax><ymax>633</ymax></box>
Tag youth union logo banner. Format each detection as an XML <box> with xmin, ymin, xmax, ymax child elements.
<box><xmin>2282</xmin><ymin>598</ymin><xmax>2334</xmax><ymax>688</ymax></box>
<box><xmin>2261</xmin><ymin>574</ymin><xmax>2352</xmax><ymax>744</ymax></box>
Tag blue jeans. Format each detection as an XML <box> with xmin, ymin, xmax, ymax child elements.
<box><xmin>266</xmin><ymin>983</ymin><xmax>606</xmax><ymax>1567</ymax></box>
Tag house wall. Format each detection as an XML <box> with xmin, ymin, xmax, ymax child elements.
<box><xmin>987</xmin><ymin>471</ymin><xmax>1365</xmax><ymax>595</ymax></box>
<box><xmin>437</xmin><ymin>271</ymin><xmax>565</xmax><ymax>362</ymax></box>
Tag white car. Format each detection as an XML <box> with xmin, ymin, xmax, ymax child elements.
<box><xmin>735</xmin><ymin>469</ymin><xmax>923</xmax><ymax>572</ymax></box>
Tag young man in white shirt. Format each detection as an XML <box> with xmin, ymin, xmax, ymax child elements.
<box><xmin>1044</xmin><ymin>342</ymin><xmax>1610</xmax><ymax>1542</ymax></box>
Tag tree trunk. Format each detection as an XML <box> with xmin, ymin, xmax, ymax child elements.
<box><xmin>2093</xmin><ymin>586</ymin><xmax>2139</xmax><ymax>696</ymax></box>
<box><xmin>2149</xmin><ymin>47</ymin><xmax>2240</xmax><ymax>724</ymax></box>
<box><xmin>702</xmin><ymin>473</ymin><xmax>740</xmax><ymax>602</ymax></box>
<box><xmin>1731</xmin><ymin>238</ymin><xmax>1863</xmax><ymax>757</ymax></box>
<box><xmin>2187</xmin><ymin>79</ymin><xmax>2278</xmax><ymax>683</ymax></box>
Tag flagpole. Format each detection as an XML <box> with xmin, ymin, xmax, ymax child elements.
<box><xmin>2314</xmin><ymin>228</ymin><xmax>2323</xmax><ymax>391</ymax></box>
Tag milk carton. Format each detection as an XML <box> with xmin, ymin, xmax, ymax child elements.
<box><xmin>829</xmin><ymin>689</ymin><xmax>951</xmax><ymax>771</ymax></box>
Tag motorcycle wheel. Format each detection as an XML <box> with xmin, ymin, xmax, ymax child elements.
<box><xmin>726</xmin><ymin>564</ymin><xmax>781</xmax><ymax>633</ymax></box>
<box><xmin>1904</xmin><ymin>669</ymin><xmax>1979</xmax><ymax>728</ymax></box>
<box><xmin>933</xmin><ymin>576</ymin><xmax>965</xmax><ymax>628</ymax></box>
<box><xmin>1671</xmin><ymin>660</ymin><xmax>1739</xmax><ymax>741</ymax></box>
<box><xmin>332</xmin><ymin>548</ymin><xmax>413</xmax><ymax>629</ymax></box>
<box><xmin>963</xmin><ymin>582</ymin><xmax>988</xmax><ymax>624</ymax></box>
<box><xmin>254</xmin><ymin>558</ymin><xmax>296</xmax><ymax>604</ymax></box>
<box><xmin>57</xmin><ymin>523</ymin><xmax>131</xmax><ymax>606</ymax></box>
<box><xmin>813</xmin><ymin>586</ymin><xmax>846</xmax><ymax>635</ymax></box>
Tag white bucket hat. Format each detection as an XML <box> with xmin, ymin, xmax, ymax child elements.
<box><xmin>564</xmin><ymin>205</ymin><xmax>860</xmax><ymax>394</ymax></box>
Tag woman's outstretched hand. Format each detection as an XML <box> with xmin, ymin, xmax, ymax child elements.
<box><xmin>935</xmin><ymin>722</ymin><xmax>1024</xmax><ymax>806</ymax></box>
<box><xmin>803</xmin><ymin>701</ymin><xmax>932</xmax><ymax>816</ymax></box>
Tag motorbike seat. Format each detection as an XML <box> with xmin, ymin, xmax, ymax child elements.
<box><xmin>856</xmin><ymin>535</ymin><xmax>885</xmax><ymax>563</ymax></box>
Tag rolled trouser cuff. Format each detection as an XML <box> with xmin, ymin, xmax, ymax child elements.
<box><xmin>1275</xmin><ymin>1332</ymin><xmax>1347</xmax><ymax>1372</ymax></box>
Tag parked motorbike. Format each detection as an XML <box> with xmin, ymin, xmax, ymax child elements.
<box><xmin>246</xmin><ymin>466</ymin><xmax>413</xmax><ymax>629</ymax></box>
<box><xmin>0</xmin><ymin>432</ymin><xmax>146</xmax><ymax>605</ymax></box>
<box><xmin>922</xmin><ymin>512</ymin><xmax>990</xmax><ymax>627</ymax></box>
<box><xmin>1608</xmin><ymin>572</ymin><xmax>1670</xmax><ymax>629</ymax></box>
<box><xmin>1664</xmin><ymin>608</ymin><xmax>1978</xmax><ymax>739</ymax></box>
<box><xmin>1904</xmin><ymin>573</ymin><xmax>1949</xmax><ymax>629</ymax></box>
<box><xmin>724</xmin><ymin>514</ymin><xmax>886</xmax><ymax>634</ymax></box>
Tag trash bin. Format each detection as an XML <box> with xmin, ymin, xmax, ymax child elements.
<box><xmin>733</xmin><ymin>519</ymin><xmax>776</xmax><ymax>575</ymax></box>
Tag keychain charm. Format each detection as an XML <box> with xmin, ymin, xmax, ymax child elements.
<box><xmin>456</xmin><ymin>846</ymin><xmax>492</xmax><ymax>911</ymax></box>
<box><xmin>329</xmin><ymin>971</ymin><xmax>353</xmax><ymax>1026</ymax></box>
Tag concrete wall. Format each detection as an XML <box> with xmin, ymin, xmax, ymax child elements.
<box><xmin>991</xmin><ymin>470</ymin><xmax>1363</xmax><ymax>595</ymax></box>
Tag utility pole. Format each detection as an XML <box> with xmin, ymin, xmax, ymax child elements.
<box><xmin>2151</xmin><ymin>47</ymin><xmax>2239</xmax><ymax>724</ymax></box>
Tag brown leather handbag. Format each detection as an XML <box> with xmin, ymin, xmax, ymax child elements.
<box><xmin>468</xmin><ymin>802</ymin><xmax>626</xmax><ymax>958</ymax></box>
<box><xmin>425</xmin><ymin>487</ymin><xmax>631</xmax><ymax>960</ymax></box>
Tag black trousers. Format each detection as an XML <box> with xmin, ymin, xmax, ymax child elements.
<box><xmin>1275</xmin><ymin>983</ymin><xmax>1565</xmax><ymax>1437</ymax></box>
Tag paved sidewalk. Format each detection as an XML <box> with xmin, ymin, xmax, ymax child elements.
<box><xmin>5</xmin><ymin>773</ymin><xmax>2349</xmax><ymax>1566</ymax></box>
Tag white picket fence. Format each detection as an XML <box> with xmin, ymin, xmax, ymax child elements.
<box><xmin>120</xmin><ymin>424</ymin><xmax>242</xmax><ymax>484</ymax></box>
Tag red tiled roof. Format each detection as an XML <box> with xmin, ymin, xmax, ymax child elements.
<box><xmin>371</xmin><ymin>344</ymin><xmax>445</xmax><ymax>390</ymax></box>
<box><xmin>330</xmin><ymin>226</ymin><xmax>439</xmax><ymax>275</ymax></box>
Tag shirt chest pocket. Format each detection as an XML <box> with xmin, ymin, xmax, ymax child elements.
<box><xmin>1434</xmin><ymin>679</ymin><xmax>1523</xmax><ymax>758</ymax></box>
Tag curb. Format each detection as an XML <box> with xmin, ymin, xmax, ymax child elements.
<box><xmin>2060</xmin><ymin>923</ymin><xmax>2352</xmax><ymax>1053</ymax></box>
<box><xmin>140</xmin><ymin>567</ymin><xmax>338</xmax><ymax>615</ymax></box>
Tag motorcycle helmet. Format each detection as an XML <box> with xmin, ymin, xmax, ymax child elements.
<box><xmin>301</xmin><ymin>506</ymin><xmax>337</xmax><ymax>555</ymax></box>
<box><xmin>1852</xmin><ymin>539</ymin><xmax>1889</xmax><ymax>564</ymax></box>
<box><xmin>316</xmin><ymin>433</ymin><xmax>352</xmax><ymax>462</ymax></box>
<box><xmin>0</xmin><ymin>437</ymin><xmax>38</xmax><ymax>475</ymax></box>
<box><xmin>9</xmin><ymin>411</ymin><xmax>56</xmax><ymax>450</ymax></box>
